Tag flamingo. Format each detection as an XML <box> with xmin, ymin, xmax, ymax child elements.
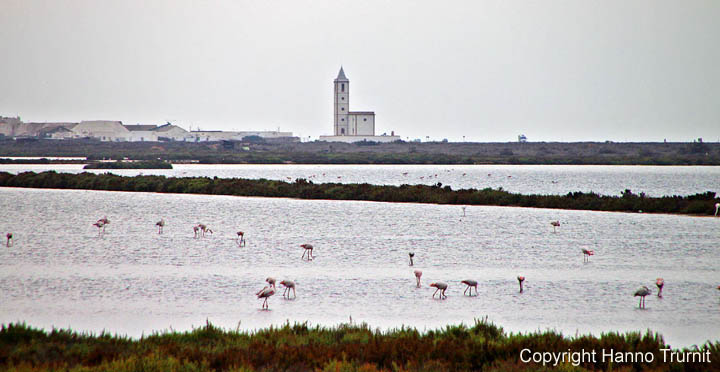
<box><xmin>461</xmin><ymin>279</ymin><xmax>478</xmax><ymax>296</ymax></box>
<box><xmin>656</xmin><ymin>278</ymin><xmax>664</xmax><ymax>297</ymax></box>
<box><xmin>582</xmin><ymin>248</ymin><xmax>595</xmax><ymax>262</ymax></box>
<box><xmin>236</xmin><ymin>231</ymin><xmax>246</xmax><ymax>246</ymax></box>
<box><xmin>550</xmin><ymin>221</ymin><xmax>560</xmax><ymax>232</ymax></box>
<box><xmin>408</xmin><ymin>252</ymin><xmax>415</xmax><ymax>266</ymax></box>
<box><xmin>256</xmin><ymin>286</ymin><xmax>275</xmax><ymax>309</ymax></box>
<box><xmin>280</xmin><ymin>280</ymin><xmax>296</xmax><ymax>298</ymax></box>
<box><xmin>301</xmin><ymin>244</ymin><xmax>314</xmax><ymax>260</ymax></box>
<box><xmin>266</xmin><ymin>277</ymin><xmax>276</xmax><ymax>289</ymax></box>
<box><xmin>93</xmin><ymin>217</ymin><xmax>109</xmax><ymax>235</ymax></box>
<box><xmin>715</xmin><ymin>203</ymin><xmax>720</xmax><ymax>216</ymax></box>
<box><xmin>634</xmin><ymin>286</ymin><xmax>651</xmax><ymax>308</ymax></box>
<box><xmin>193</xmin><ymin>225</ymin><xmax>200</xmax><ymax>238</ymax></box>
<box><xmin>430</xmin><ymin>282</ymin><xmax>448</xmax><ymax>299</ymax></box>
<box><xmin>517</xmin><ymin>276</ymin><xmax>525</xmax><ymax>293</ymax></box>
<box><xmin>195</xmin><ymin>224</ymin><xmax>212</xmax><ymax>237</ymax></box>
<box><xmin>5</xmin><ymin>233</ymin><xmax>12</xmax><ymax>247</ymax></box>
<box><xmin>414</xmin><ymin>270</ymin><xmax>422</xmax><ymax>288</ymax></box>
<box><xmin>156</xmin><ymin>219</ymin><xmax>165</xmax><ymax>234</ymax></box>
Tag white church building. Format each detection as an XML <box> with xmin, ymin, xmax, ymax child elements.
<box><xmin>319</xmin><ymin>67</ymin><xmax>400</xmax><ymax>143</ymax></box>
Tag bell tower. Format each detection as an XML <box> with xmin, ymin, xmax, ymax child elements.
<box><xmin>334</xmin><ymin>67</ymin><xmax>349</xmax><ymax>136</ymax></box>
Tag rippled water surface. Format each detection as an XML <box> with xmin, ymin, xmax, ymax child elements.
<box><xmin>1</xmin><ymin>164</ymin><xmax>719</xmax><ymax>197</ymax></box>
<box><xmin>1</xmin><ymin>187</ymin><xmax>719</xmax><ymax>346</ymax></box>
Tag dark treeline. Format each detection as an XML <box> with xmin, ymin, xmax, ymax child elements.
<box><xmin>1</xmin><ymin>171</ymin><xmax>718</xmax><ymax>216</ymax></box>
<box><xmin>2</xmin><ymin>138</ymin><xmax>720</xmax><ymax>165</ymax></box>
<box><xmin>1</xmin><ymin>320</ymin><xmax>718</xmax><ymax>371</ymax></box>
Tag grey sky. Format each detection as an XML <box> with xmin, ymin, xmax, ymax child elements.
<box><xmin>1</xmin><ymin>0</ymin><xmax>719</xmax><ymax>142</ymax></box>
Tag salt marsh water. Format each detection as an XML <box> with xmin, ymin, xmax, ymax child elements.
<box><xmin>1</xmin><ymin>187</ymin><xmax>718</xmax><ymax>347</ymax></box>
<box><xmin>1</xmin><ymin>164</ymin><xmax>719</xmax><ymax>197</ymax></box>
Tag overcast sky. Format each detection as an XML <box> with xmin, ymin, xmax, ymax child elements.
<box><xmin>1</xmin><ymin>0</ymin><xmax>719</xmax><ymax>142</ymax></box>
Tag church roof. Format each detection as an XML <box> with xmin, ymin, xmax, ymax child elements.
<box><xmin>334</xmin><ymin>67</ymin><xmax>348</xmax><ymax>82</ymax></box>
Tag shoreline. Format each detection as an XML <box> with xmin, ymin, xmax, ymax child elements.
<box><xmin>1</xmin><ymin>320</ymin><xmax>717</xmax><ymax>371</ymax></box>
<box><xmin>1</xmin><ymin>171</ymin><xmax>718</xmax><ymax>216</ymax></box>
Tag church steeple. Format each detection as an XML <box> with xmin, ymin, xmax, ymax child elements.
<box><xmin>334</xmin><ymin>66</ymin><xmax>349</xmax><ymax>135</ymax></box>
<box><xmin>335</xmin><ymin>66</ymin><xmax>348</xmax><ymax>82</ymax></box>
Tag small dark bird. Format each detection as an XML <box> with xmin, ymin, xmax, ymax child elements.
<box><xmin>408</xmin><ymin>252</ymin><xmax>415</xmax><ymax>266</ymax></box>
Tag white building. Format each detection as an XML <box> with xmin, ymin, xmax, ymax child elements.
<box><xmin>124</xmin><ymin>124</ymin><xmax>159</xmax><ymax>142</ymax></box>
<box><xmin>319</xmin><ymin>67</ymin><xmax>400</xmax><ymax>143</ymax></box>
<box><xmin>71</xmin><ymin>120</ymin><xmax>129</xmax><ymax>141</ymax></box>
<box><xmin>153</xmin><ymin>123</ymin><xmax>190</xmax><ymax>141</ymax></box>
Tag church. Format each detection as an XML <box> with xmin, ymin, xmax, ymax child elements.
<box><xmin>319</xmin><ymin>67</ymin><xmax>400</xmax><ymax>143</ymax></box>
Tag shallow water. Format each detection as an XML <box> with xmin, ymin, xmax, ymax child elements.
<box><xmin>1</xmin><ymin>187</ymin><xmax>718</xmax><ymax>346</ymax></box>
<box><xmin>1</xmin><ymin>163</ymin><xmax>719</xmax><ymax>197</ymax></box>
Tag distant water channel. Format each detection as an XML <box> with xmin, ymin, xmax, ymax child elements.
<box><xmin>1</xmin><ymin>187</ymin><xmax>718</xmax><ymax>346</ymax></box>
<box><xmin>1</xmin><ymin>164</ymin><xmax>719</xmax><ymax>197</ymax></box>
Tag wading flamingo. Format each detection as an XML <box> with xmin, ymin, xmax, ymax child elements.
<box><xmin>582</xmin><ymin>248</ymin><xmax>595</xmax><ymax>262</ymax></box>
<box><xmin>715</xmin><ymin>203</ymin><xmax>720</xmax><ymax>216</ymax></box>
<box><xmin>5</xmin><ymin>233</ymin><xmax>12</xmax><ymax>247</ymax></box>
<box><xmin>280</xmin><ymin>280</ymin><xmax>296</xmax><ymax>298</ymax></box>
<box><xmin>430</xmin><ymin>282</ymin><xmax>448</xmax><ymax>299</ymax></box>
<box><xmin>550</xmin><ymin>221</ymin><xmax>560</xmax><ymax>232</ymax></box>
<box><xmin>634</xmin><ymin>286</ymin><xmax>651</xmax><ymax>308</ymax></box>
<box><xmin>462</xmin><ymin>279</ymin><xmax>478</xmax><ymax>296</ymax></box>
<box><xmin>408</xmin><ymin>252</ymin><xmax>415</xmax><ymax>266</ymax></box>
<box><xmin>236</xmin><ymin>231</ymin><xmax>246</xmax><ymax>246</ymax></box>
<box><xmin>517</xmin><ymin>276</ymin><xmax>525</xmax><ymax>293</ymax></box>
<box><xmin>256</xmin><ymin>286</ymin><xmax>275</xmax><ymax>310</ymax></box>
<box><xmin>156</xmin><ymin>219</ymin><xmax>165</xmax><ymax>234</ymax></box>
<box><xmin>266</xmin><ymin>277</ymin><xmax>276</xmax><ymax>289</ymax></box>
<box><xmin>93</xmin><ymin>217</ymin><xmax>109</xmax><ymax>235</ymax></box>
<box><xmin>301</xmin><ymin>244</ymin><xmax>314</xmax><ymax>260</ymax></box>
<box><xmin>414</xmin><ymin>270</ymin><xmax>422</xmax><ymax>288</ymax></box>
<box><xmin>194</xmin><ymin>224</ymin><xmax>212</xmax><ymax>238</ymax></box>
<box><xmin>656</xmin><ymin>278</ymin><xmax>664</xmax><ymax>297</ymax></box>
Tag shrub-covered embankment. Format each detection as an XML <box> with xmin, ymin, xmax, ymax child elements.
<box><xmin>1</xmin><ymin>321</ymin><xmax>718</xmax><ymax>371</ymax></box>
<box><xmin>0</xmin><ymin>171</ymin><xmax>718</xmax><ymax>215</ymax></box>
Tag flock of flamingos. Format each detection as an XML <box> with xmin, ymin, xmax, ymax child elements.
<box><xmin>3</xmin><ymin>202</ymin><xmax>720</xmax><ymax>311</ymax></box>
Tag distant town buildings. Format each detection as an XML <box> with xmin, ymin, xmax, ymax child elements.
<box><xmin>0</xmin><ymin>116</ymin><xmax>298</xmax><ymax>143</ymax></box>
<box><xmin>319</xmin><ymin>67</ymin><xmax>400</xmax><ymax>143</ymax></box>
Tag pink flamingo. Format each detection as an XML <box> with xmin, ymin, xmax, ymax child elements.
<box><xmin>550</xmin><ymin>221</ymin><xmax>560</xmax><ymax>232</ymax></box>
<box><xmin>266</xmin><ymin>277</ymin><xmax>276</xmax><ymax>289</ymax></box>
<box><xmin>194</xmin><ymin>224</ymin><xmax>212</xmax><ymax>238</ymax></box>
<box><xmin>301</xmin><ymin>244</ymin><xmax>314</xmax><ymax>260</ymax></box>
<box><xmin>156</xmin><ymin>219</ymin><xmax>165</xmax><ymax>234</ymax></box>
<box><xmin>256</xmin><ymin>286</ymin><xmax>275</xmax><ymax>310</ymax></box>
<box><xmin>414</xmin><ymin>270</ymin><xmax>422</xmax><ymax>288</ymax></box>
<box><xmin>517</xmin><ymin>276</ymin><xmax>525</xmax><ymax>293</ymax></box>
<box><xmin>430</xmin><ymin>282</ymin><xmax>448</xmax><ymax>299</ymax></box>
<box><xmin>93</xmin><ymin>217</ymin><xmax>110</xmax><ymax>235</ymax></box>
<box><xmin>280</xmin><ymin>280</ymin><xmax>296</xmax><ymax>298</ymax></box>
<box><xmin>715</xmin><ymin>203</ymin><xmax>720</xmax><ymax>216</ymax></box>
<box><xmin>5</xmin><ymin>233</ymin><xmax>12</xmax><ymax>247</ymax></box>
<box><xmin>462</xmin><ymin>279</ymin><xmax>478</xmax><ymax>296</ymax></box>
<box><xmin>656</xmin><ymin>278</ymin><xmax>664</xmax><ymax>297</ymax></box>
<box><xmin>634</xmin><ymin>286</ymin><xmax>651</xmax><ymax>308</ymax></box>
<box><xmin>236</xmin><ymin>231</ymin><xmax>246</xmax><ymax>246</ymax></box>
<box><xmin>582</xmin><ymin>248</ymin><xmax>595</xmax><ymax>262</ymax></box>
